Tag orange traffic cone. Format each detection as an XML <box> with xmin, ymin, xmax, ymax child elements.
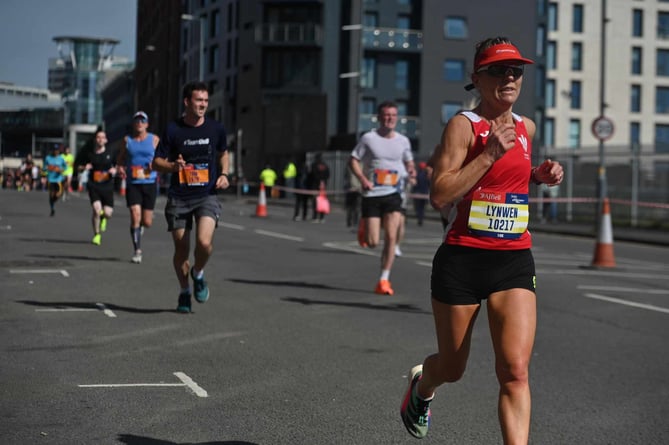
<box><xmin>591</xmin><ymin>198</ymin><xmax>616</xmax><ymax>268</ymax></box>
<box><xmin>120</xmin><ymin>178</ymin><xmax>126</xmax><ymax>196</ymax></box>
<box><xmin>256</xmin><ymin>183</ymin><xmax>268</xmax><ymax>217</ymax></box>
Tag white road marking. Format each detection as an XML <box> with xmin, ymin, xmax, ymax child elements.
<box><xmin>584</xmin><ymin>293</ymin><xmax>669</xmax><ymax>314</ymax></box>
<box><xmin>323</xmin><ymin>241</ymin><xmax>379</xmax><ymax>257</ymax></box>
<box><xmin>536</xmin><ymin>269</ymin><xmax>669</xmax><ymax>280</ymax></box>
<box><xmin>578</xmin><ymin>285</ymin><xmax>669</xmax><ymax>295</ymax></box>
<box><xmin>78</xmin><ymin>372</ymin><xmax>208</xmax><ymax>398</ymax></box>
<box><xmin>254</xmin><ymin>229</ymin><xmax>304</xmax><ymax>242</ymax></box>
<box><xmin>174</xmin><ymin>372</ymin><xmax>209</xmax><ymax>398</ymax></box>
<box><xmin>95</xmin><ymin>303</ymin><xmax>117</xmax><ymax>318</ymax></box>
<box><xmin>35</xmin><ymin>303</ymin><xmax>117</xmax><ymax>317</ymax></box>
<box><xmin>220</xmin><ymin>222</ymin><xmax>245</xmax><ymax>230</ymax></box>
<box><xmin>10</xmin><ymin>269</ymin><xmax>69</xmax><ymax>277</ymax></box>
<box><xmin>0</xmin><ymin>225</ymin><xmax>11</xmax><ymax>230</ymax></box>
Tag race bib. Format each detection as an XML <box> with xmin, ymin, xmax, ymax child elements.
<box><xmin>467</xmin><ymin>190</ymin><xmax>529</xmax><ymax>239</ymax></box>
<box><xmin>178</xmin><ymin>163</ymin><xmax>209</xmax><ymax>186</ymax></box>
<box><xmin>92</xmin><ymin>171</ymin><xmax>111</xmax><ymax>182</ymax></box>
<box><xmin>372</xmin><ymin>169</ymin><xmax>399</xmax><ymax>187</ymax></box>
<box><xmin>131</xmin><ymin>165</ymin><xmax>151</xmax><ymax>180</ymax></box>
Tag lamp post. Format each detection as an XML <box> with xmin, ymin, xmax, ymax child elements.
<box><xmin>341</xmin><ymin>21</ymin><xmax>363</xmax><ymax>137</ymax></box>
<box><xmin>181</xmin><ymin>13</ymin><xmax>205</xmax><ymax>81</ymax></box>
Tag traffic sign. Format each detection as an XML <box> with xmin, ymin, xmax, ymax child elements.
<box><xmin>592</xmin><ymin>116</ymin><xmax>615</xmax><ymax>141</ymax></box>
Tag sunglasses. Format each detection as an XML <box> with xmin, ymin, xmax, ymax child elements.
<box><xmin>133</xmin><ymin>118</ymin><xmax>148</xmax><ymax>123</ymax></box>
<box><xmin>477</xmin><ymin>65</ymin><xmax>524</xmax><ymax>79</ymax></box>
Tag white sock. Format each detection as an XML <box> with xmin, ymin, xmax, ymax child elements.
<box><xmin>380</xmin><ymin>270</ymin><xmax>390</xmax><ymax>281</ymax></box>
<box><xmin>193</xmin><ymin>269</ymin><xmax>204</xmax><ymax>279</ymax></box>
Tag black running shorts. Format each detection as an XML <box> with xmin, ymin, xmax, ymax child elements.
<box><xmin>125</xmin><ymin>182</ymin><xmax>158</xmax><ymax>210</ymax></box>
<box><xmin>361</xmin><ymin>193</ymin><xmax>403</xmax><ymax>218</ymax></box>
<box><xmin>431</xmin><ymin>244</ymin><xmax>536</xmax><ymax>305</ymax></box>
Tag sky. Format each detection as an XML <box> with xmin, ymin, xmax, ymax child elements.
<box><xmin>0</xmin><ymin>0</ymin><xmax>137</xmax><ymax>89</ymax></box>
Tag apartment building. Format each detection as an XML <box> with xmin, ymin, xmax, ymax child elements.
<box><xmin>543</xmin><ymin>0</ymin><xmax>669</xmax><ymax>154</ymax></box>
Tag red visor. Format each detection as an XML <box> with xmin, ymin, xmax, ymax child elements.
<box><xmin>474</xmin><ymin>43</ymin><xmax>534</xmax><ymax>71</ymax></box>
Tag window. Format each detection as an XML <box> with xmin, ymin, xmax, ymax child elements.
<box><xmin>397</xmin><ymin>15</ymin><xmax>410</xmax><ymax>30</ymax></box>
<box><xmin>655</xmin><ymin>124</ymin><xmax>669</xmax><ymax>151</ymax></box>
<box><xmin>210</xmin><ymin>9</ymin><xmax>220</xmax><ymax>37</ymax></box>
<box><xmin>632</xmin><ymin>9</ymin><xmax>643</xmax><ymax>37</ymax></box>
<box><xmin>630</xmin><ymin>122</ymin><xmax>640</xmax><ymax>147</ymax></box>
<box><xmin>548</xmin><ymin>2</ymin><xmax>558</xmax><ymax>31</ymax></box>
<box><xmin>631</xmin><ymin>84</ymin><xmax>641</xmax><ymax>112</ymax></box>
<box><xmin>655</xmin><ymin>86</ymin><xmax>669</xmax><ymax>113</ymax></box>
<box><xmin>571</xmin><ymin>42</ymin><xmax>582</xmax><ymax>71</ymax></box>
<box><xmin>631</xmin><ymin>47</ymin><xmax>642</xmax><ymax>74</ymax></box>
<box><xmin>396</xmin><ymin>101</ymin><xmax>408</xmax><ymax>116</ymax></box>
<box><xmin>546</xmin><ymin>78</ymin><xmax>556</xmax><ymax>108</ymax></box>
<box><xmin>443</xmin><ymin>59</ymin><xmax>465</xmax><ymax>81</ymax></box>
<box><xmin>395</xmin><ymin>60</ymin><xmax>409</xmax><ymax>89</ymax></box>
<box><xmin>657</xmin><ymin>49</ymin><xmax>669</xmax><ymax>76</ymax></box>
<box><xmin>444</xmin><ymin>17</ymin><xmax>467</xmax><ymax>39</ymax></box>
<box><xmin>535</xmin><ymin>66</ymin><xmax>545</xmax><ymax>98</ymax></box>
<box><xmin>209</xmin><ymin>44</ymin><xmax>219</xmax><ymax>73</ymax></box>
<box><xmin>441</xmin><ymin>102</ymin><xmax>461</xmax><ymax>124</ymax></box>
<box><xmin>361</xmin><ymin>98</ymin><xmax>376</xmax><ymax>115</ymax></box>
<box><xmin>570</xmin><ymin>81</ymin><xmax>582</xmax><ymax>109</ymax></box>
<box><xmin>544</xmin><ymin>118</ymin><xmax>555</xmax><ymax>147</ymax></box>
<box><xmin>361</xmin><ymin>57</ymin><xmax>376</xmax><ymax>88</ymax></box>
<box><xmin>364</xmin><ymin>12</ymin><xmax>378</xmax><ymax>27</ymax></box>
<box><xmin>572</xmin><ymin>4</ymin><xmax>583</xmax><ymax>33</ymax></box>
<box><xmin>547</xmin><ymin>41</ymin><xmax>557</xmax><ymax>69</ymax></box>
<box><xmin>659</xmin><ymin>12</ymin><xmax>669</xmax><ymax>39</ymax></box>
<box><xmin>536</xmin><ymin>25</ymin><xmax>545</xmax><ymax>57</ymax></box>
<box><xmin>568</xmin><ymin>119</ymin><xmax>581</xmax><ymax>148</ymax></box>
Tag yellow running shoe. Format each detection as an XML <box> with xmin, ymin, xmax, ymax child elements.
<box><xmin>92</xmin><ymin>233</ymin><xmax>101</xmax><ymax>245</ymax></box>
<box><xmin>99</xmin><ymin>213</ymin><xmax>107</xmax><ymax>232</ymax></box>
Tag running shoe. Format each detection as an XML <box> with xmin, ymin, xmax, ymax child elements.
<box><xmin>176</xmin><ymin>291</ymin><xmax>191</xmax><ymax>313</ymax></box>
<box><xmin>100</xmin><ymin>214</ymin><xmax>107</xmax><ymax>232</ymax></box>
<box><xmin>92</xmin><ymin>233</ymin><xmax>101</xmax><ymax>245</ymax></box>
<box><xmin>191</xmin><ymin>268</ymin><xmax>210</xmax><ymax>303</ymax></box>
<box><xmin>50</xmin><ymin>209</ymin><xmax>55</xmax><ymax>217</ymax></box>
<box><xmin>131</xmin><ymin>252</ymin><xmax>142</xmax><ymax>264</ymax></box>
<box><xmin>357</xmin><ymin>219</ymin><xmax>368</xmax><ymax>247</ymax></box>
<box><xmin>400</xmin><ymin>364</ymin><xmax>432</xmax><ymax>439</ymax></box>
<box><xmin>375</xmin><ymin>279</ymin><xmax>394</xmax><ymax>295</ymax></box>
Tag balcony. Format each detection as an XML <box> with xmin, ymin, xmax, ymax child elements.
<box><xmin>362</xmin><ymin>27</ymin><xmax>423</xmax><ymax>53</ymax></box>
<box><xmin>359</xmin><ymin>113</ymin><xmax>420</xmax><ymax>139</ymax></box>
<box><xmin>256</xmin><ymin>23</ymin><xmax>323</xmax><ymax>46</ymax></box>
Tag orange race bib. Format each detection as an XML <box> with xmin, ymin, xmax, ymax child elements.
<box><xmin>467</xmin><ymin>190</ymin><xmax>529</xmax><ymax>239</ymax></box>
<box><xmin>131</xmin><ymin>165</ymin><xmax>151</xmax><ymax>180</ymax></box>
<box><xmin>372</xmin><ymin>169</ymin><xmax>399</xmax><ymax>187</ymax></box>
<box><xmin>93</xmin><ymin>171</ymin><xmax>111</xmax><ymax>182</ymax></box>
<box><xmin>178</xmin><ymin>163</ymin><xmax>209</xmax><ymax>186</ymax></box>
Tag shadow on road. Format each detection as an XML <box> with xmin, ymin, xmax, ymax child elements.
<box><xmin>17</xmin><ymin>300</ymin><xmax>173</xmax><ymax>314</ymax></box>
<box><xmin>29</xmin><ymin>253</ymin><xmax>124</xmax><ymax>262</ymax></box>
<box><xmin>18</xmin><ymin>237</ymin><xmax>92</xmax><ymax>245</ymax></box>
<box><xmin>282</xmin><ymin>296</ymin><xmax>429</xmax><ymax>314</ymax></box>
<box><xmin>117</xmin><ymin>434</ymin><xmax>259</xmax><ymax>445</ymax></box>
<box><xmin>227</xmin><ymin>277</ymin><xmax>360</xmax><ymax>293</ymax></box>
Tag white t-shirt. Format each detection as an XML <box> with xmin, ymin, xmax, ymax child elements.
<box><xmin>351</xmin><ymin>129</ymin><xmax>413</xmax><ymax>198</ymax></box>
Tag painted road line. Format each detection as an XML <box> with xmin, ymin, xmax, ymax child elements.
<box><xmin>254</xmin><ymin>229</ymin><xmax>304</xmax><ymax>242</ymax></box>
<box><xmin>79</xmin><ymin>372</ymin><xmax>208</xmax><ymax>398</ymax></box>
<box><xmin>10</xmin><ymin>269</ymin><xmax>70</xmax><ymax>277</ymax></box>
<box><xmin>0</xmin><ymin>225</ymin><xmax>11</xmax><ymax>230</ymax></box>
<box><xmin>220</xmin><ymin>222</ymin><xmax>245</xmax><ymax>230</ymax></box>
<box><xmin>536</xmin><ymin>269</ymin><xmax>669</xmax><ymax>280</ymax></box>
<box><xmin>578</xmin><ymin>285</ymin><xmax>669</xmax><ymax>295</ymax></box>
<box><xmin>584</xmin><ymin>293</ymin><xmax>669</xmax><ymax>314</ymax></box>
<box><xmin>174</xmin><ymin>372</ymin><xmax>208</xmax><ymax>398</ymax></box>
<box><xmin>95</xmin><ymin>303</ymin><xmax>117</xmax><ymax>318</ymax></box>
<box><xmin>323</xmin><ymin>241</ymin><xmax>379</xmax><ymax>257</ymax></box>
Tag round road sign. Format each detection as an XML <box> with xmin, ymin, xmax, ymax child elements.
<box><xmin>592</xmin><ymin>116</ymin><xmax>615</xmax><ymax>141</ymax></box>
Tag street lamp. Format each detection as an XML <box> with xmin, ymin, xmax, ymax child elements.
<box><xmin>181</xmin><ymin>13</ymin><xmax>205</xmax><ymax>81</ymax></box>
<box><xmin>341</xmin><ymin>22</ymin><xmax>363</xmax><ymax>137</ymax></box>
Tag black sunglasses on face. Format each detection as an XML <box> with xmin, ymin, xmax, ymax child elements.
<box><xmin>478</xmin><ymin>65</ymin><xmax>524</xmax><ymax>79</ymax></box>
<box><xmin>134</xmin><ymin>118</ymin><xmax>148</xmax><ymax>123</ymax></box>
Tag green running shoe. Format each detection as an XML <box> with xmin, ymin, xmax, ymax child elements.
<box><xmin>191</xmin><ymin>267</ymin><xmax>209</xmax><ymax>303</ymax></box>
<box><xmin>99</xmin><ymin>214</ymin><xmax>107</xmax><ymax>232</ymax></box>
<box><xmin>400</xmin><ymin>364</ymin><xmax>432</xmax><ymax>439</ymax></box>
<box><xmin>176</xmin><ymin>291</ymin><xmax>191</xmax><ymax>313</ymax></box>
<box><xmin>92</xmin><ymin>233</ymin><xmax>101</xmax><ymax>246</ymax></box>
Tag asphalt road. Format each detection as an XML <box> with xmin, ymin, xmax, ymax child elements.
<box><xmin>1</xmin><ymin>189</ymin><xmax>668</xmax><ymax>445</ymax></box>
